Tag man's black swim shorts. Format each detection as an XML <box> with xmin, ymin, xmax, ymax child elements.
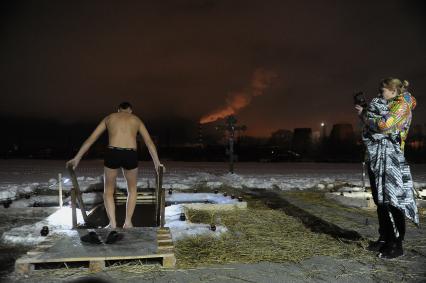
<box><xmin>104</xmin><ymin>146</ymin><xmax>138</xmax><ymax>170</ymax></box>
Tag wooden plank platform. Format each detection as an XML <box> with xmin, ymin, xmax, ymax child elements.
<box><xmin>15</xmin><ymin>227</ymin><xmax>175</xmax><ymax>274</ymax></box>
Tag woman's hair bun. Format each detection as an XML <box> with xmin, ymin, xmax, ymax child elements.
<box><xmin>402</xmin><ymin>80</ymin><xmax>409</xmax><ymax>88</ymax></box>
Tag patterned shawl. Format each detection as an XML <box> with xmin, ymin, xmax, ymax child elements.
<box><xmin>362</xmin><ymin>96</ymin><xmax>419</xmax><ymax>226</ymax></box>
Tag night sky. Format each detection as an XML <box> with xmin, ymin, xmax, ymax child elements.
<box><xmin>1</xmin><ymin>0</ymin><xmax>425</xmax><ymax>137</ymax></box>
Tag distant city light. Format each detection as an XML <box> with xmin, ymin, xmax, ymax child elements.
<box><xmin>321</xmin><ymin>122</ymin><xmax>325</xmax><ymax>127</ymax></box>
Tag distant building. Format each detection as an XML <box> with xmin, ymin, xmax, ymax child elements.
<box><xmin>269</xmin><ymin>129</ymin><xmax>293</xmax><ymax>148</ymax></box>
<box><xmin>325</xmin><ymin>123</ymin><xmax>358</xmax><ymax>161</ymax></box>
<box><xmin>329</xmin><ymin>123</ymin><xmax>355</xmax><ymax>143</ymax></box>
<box><xmin>291</xmin><ymin>128</ymin><xmax>312</xmax><ymax>155</ymax></box>
<box><xmin>312</xmin><ymin>130</ymin><xmax>321</xmax><ymax>143</ymax></box>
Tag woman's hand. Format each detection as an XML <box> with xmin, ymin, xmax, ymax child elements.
<box><xmin>355</xmin><ymin>105</ymin><xmax>364</xmax><ymax>115</ymax></box>
<box><xmin>66</xmin><ymin>157</ymin><xmax>81</xmax><ymax>170</ymax></box>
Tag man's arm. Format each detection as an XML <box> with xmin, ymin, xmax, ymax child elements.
<box><xmin>138</xmin><ymin>119</ymin><xmax>161</xmax><ymax>172</ymax></box>
<box><xmin>66</xmin><ymin>118</ymin><xmax>107</xmax><ymax>169</ymax></box>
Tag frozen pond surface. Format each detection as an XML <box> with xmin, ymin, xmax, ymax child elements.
<box><xmin>1</xmin><ymin>160</ymin><xmax>426</xmax><ymax>195</ymax></box>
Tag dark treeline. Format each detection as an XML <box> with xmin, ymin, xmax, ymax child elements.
<box><xmin>1</xmin><ymin>117</ymin><xmax>425</xmax><ymax>163</ymax></box>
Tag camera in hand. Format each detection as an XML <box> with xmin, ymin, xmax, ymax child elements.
<box><xmin>353</xmin><ymin>91</ymin><xmax>367</xmax><ymax>108</ymax></box>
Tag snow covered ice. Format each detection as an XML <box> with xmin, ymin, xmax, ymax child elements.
<box><xmin>1</xmin><ymin>161</ymin><xmax>426</xmax><ymax>201</ymax></box>
<box><xmin>1</xmin><ymin>160</ymin><xmax>426</xmax><ymax>247</ymax></box>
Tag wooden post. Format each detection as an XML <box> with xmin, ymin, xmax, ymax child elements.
<box><xmin>67</xmin><ymin>167</ymin><xmax>89</xmax><ymax>223</ymax></box>
<box><xmin>155</xmin><ymin>169</ymin><xmax>160</xmax><ymax>226</ymax></box>
<box><xmin>155</xmin><ymin>165</ymin><xmax>165</xmax><ymax>227</ymax></box>
<box><xmin>159</xmin><ymin>165</ymin><xmax>165</xmax><ymax>228</ymax></box>
<box><xmin>155</xmin><ymin>165</ymin><xmax>165</xmax><ymax>226</ymax></box>
<box><xmin>58</xmin><ymin>173</ymin><xmax>63</xmax><ymax>208</ymax></box>
<box><xmin>71</xmin><ymin>188</ymin><xmax>77</xmax><ymax>229</ymax></box>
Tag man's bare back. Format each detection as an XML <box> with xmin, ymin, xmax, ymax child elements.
<box><xmin>66</xmin><ymin>106</ymin><xmax>161</xmax><ymax>171</ymax></box>
<box><xmin>105</xmin><ymin>112</ymin><xmax>140</xmax><ymax>149</ymax></box>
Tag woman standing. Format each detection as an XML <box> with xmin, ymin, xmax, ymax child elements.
<box><xmin>355</xmin><ymin>78</ymin><xmax>419</xmax><ymax>259</ymax></box>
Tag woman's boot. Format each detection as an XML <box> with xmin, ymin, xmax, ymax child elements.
<box><xmin>378</xmin><ymin>238</ymin><xmax>403</xmax><ymax>259</ymax></box>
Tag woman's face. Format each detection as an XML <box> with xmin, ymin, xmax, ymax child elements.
<box><xmin>381</xmin><ymin>87</ymin><xmax>397</xmax><ymax>100</ymax></box>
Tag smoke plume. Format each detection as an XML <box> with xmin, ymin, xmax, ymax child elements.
<box><xmin>200</xmin><ymin>68</ymin><xmax>277</xmax><ymax>124</ymax></box>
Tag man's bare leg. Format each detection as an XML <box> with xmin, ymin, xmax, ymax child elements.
<box><xmin>104</xmin><ymin>167</ymin><xmax>118</xmax><ymax>229</ymax></box>
<box><xmin>123</xmin><ymin>167</ymin><xmax>138</xmax><ymax>228</ymax></box>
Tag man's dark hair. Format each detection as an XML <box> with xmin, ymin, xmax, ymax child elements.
<box><xmin>118</xmin><ymin>102</ymin><xmax>132</xmax><ymax>110</ymax></box>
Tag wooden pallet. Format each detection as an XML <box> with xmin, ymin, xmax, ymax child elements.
<box><xmin>15</xmin><ymin>227</ymin><xmax>175</xmax><ymax>274</ymax></box>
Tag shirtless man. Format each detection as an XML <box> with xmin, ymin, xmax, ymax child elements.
<box><xmin>66</xmin><ymin>102</ymin><xmax>163</xmax><ymax>229</ymax></box>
